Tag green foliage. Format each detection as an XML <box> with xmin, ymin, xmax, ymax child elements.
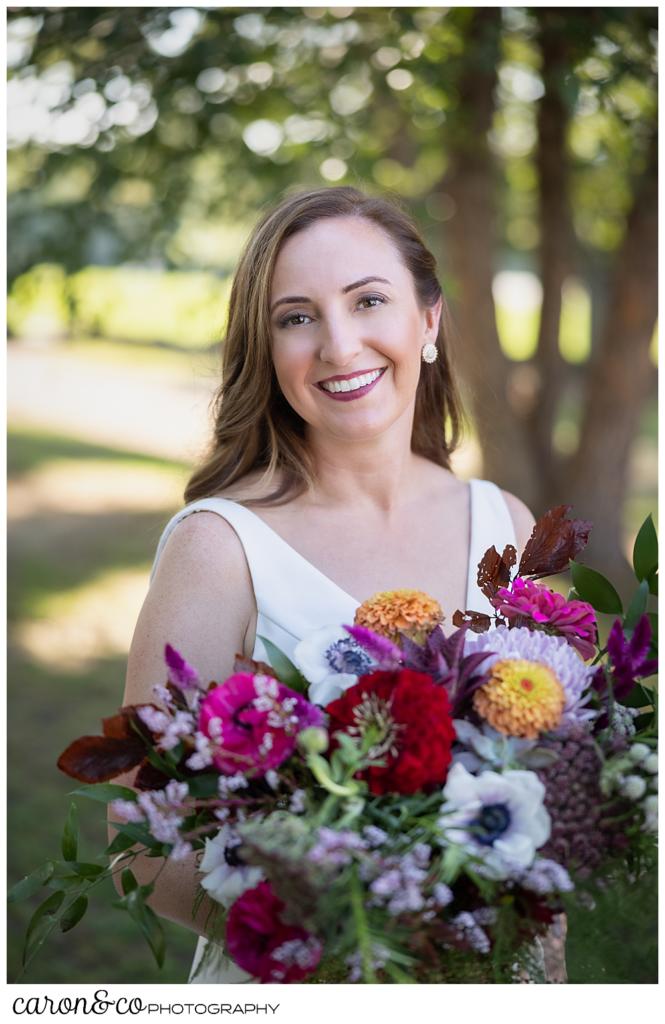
<box><xmin>564</xmin><ymin>858</ymin><xmax>658</xmax><ymax>983</ymax></box>
<box><xmin>8</xmin><ymin>263</ymin><xmax>229</xmax><ymax>349</ymax></box>
<box><xmin>632</xmin><ymin>514</ymin><xmax>658</xmax><ymax>584</ymax></box>
<box><xmin>61</xmin><ymin>802</ymin><xmax>79</xmax><ymax>861</ymax></box>
<box><xmin>258</xmin><ymin>635</ymin><xmax>309</xmax><ymax>694</ymax></box>
<box><xmin>570</xmin><ymin>561</ymin><xmax>623</xmax><ymax>614</ymax></box>
<box><xmin>6</xmin><ymin>7</ymin><xmax>657</xmax><ymax>282</ymax></box>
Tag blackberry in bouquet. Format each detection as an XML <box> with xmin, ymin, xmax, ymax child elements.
<box><xmin>10</xmin><ymin>507</ymin><xmax>657</xmax><ymax>983</ymax></box>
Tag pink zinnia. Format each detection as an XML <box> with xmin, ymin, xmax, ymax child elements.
<box><xmin>198</xmin><ymin>672</ymin><xmax>323</xmax><ymax>775</ymax></box>
<box><xmin>491</xmin><ymin>577</ymin><xmax>597</xmax><ymax>660</ymax></box>
<box><xmin>226</xmin><ymin>881</ymin><xmax>322</xmax><ymax>983</ymax></box>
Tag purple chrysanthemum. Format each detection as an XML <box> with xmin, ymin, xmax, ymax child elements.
<box><xmin>464</xmin><ymin>625</ymin><xmax>595</xmax><ymax>726</ymax></box>
<box><xmin>491</xmin><ymin>578</ymin><xmax>598</xmax><ymax>660</ymax></box>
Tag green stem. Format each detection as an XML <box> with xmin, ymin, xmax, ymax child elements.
<box><xmin>349</xmin><ymin>865</ymin><xmax>376</xmax><ymax>984</ymax></box>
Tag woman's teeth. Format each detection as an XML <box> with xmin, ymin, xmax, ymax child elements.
<box><xmin>320</xmin><ymin>368</ymin><xmax>383</xmax><ymax>393</ymax></box>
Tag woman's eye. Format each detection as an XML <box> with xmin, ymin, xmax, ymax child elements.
<box><xmin>357</xmin><ymin>294</ymin><xmax>385</xmax><ymax>310</ymax></box>
<box><xmin>279</xmin><ymin>312</ymin><xmax>312</xmax><ymax>328</ymax></box>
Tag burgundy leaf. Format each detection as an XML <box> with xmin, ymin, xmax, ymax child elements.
<box><xmin>57</xmin><ymin>735</ymin><xmax>146</xmax><ymax>783</ymax></box>
<box><xmin>133</xmin><ymin>759</ymin><xmax>170</xmax><ymax>791</ymax></box>
<box><xmin>476</xmin><ymin>544</ymin><xmax>517</xmax><ymax>601</ymax></box>
<box><xmin>102</xmin><ymin>705</ymin><xmax>156</xmax><ymax>742</ymax></box>
<box><xmin>518</xmin><ymin>506</ymin><xmax>592</xmax><ymax>580</ymax></box>
<box><xmin>451</xmin><ymin>609</ymin><xmax>492</xmax><ymax>633</ymax></box>
<box><xmin>233</xmin><ymin>652</ymin><xmax>275</xmax><ymax>678</ymax></box>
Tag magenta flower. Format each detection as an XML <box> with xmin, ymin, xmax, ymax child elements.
<box><xmin>491</xmin><ymin>577</ymin><xmax>598</xmax><ymax>660</ymax></box>
<box><xmin>198</xmin><ymin>673</ymin><xmax>324</xmax><ymax>776</ymax></box>
<box><xmin>165</xmin><ymin>644</ymin><xmax>200</xmax><ymax>689</ymax></box>
<box><xmin>226</xmin><ymin>881</ymin><xmax>322</xmax><ymax>983</ymax></box>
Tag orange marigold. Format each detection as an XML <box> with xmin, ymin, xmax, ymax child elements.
<box><xmin>472</xmin><ymin>657</ymin><xmax>565</xmax><ymax>740</ymax></box>
<box><xmin>354</xmin><ymin>589</ymin><xmax>444</xmax><ymax>645</ymax></box>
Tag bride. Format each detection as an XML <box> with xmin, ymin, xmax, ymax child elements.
<box><xmin>110</xmin><ymin>186</ymin><xmax>542</xmax><ymax>982</ymax></box>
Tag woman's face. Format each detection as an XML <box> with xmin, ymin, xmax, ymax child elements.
<box><xmin>269</xmin><ymin>215</ymin><xmax>441</xmax><ymax>445</ymax></box>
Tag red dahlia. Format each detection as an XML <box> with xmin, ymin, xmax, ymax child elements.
<box><xmin>325</xmin><ymin>669</ymin><xmax>456</xmax><ymax>795</ymax></box>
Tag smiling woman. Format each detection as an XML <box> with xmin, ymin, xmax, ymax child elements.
<box><xmin>183</xmin><ymin>187</ymin><xmax>464</xmax><ymax>507</ymax></box>
<box><xmin>113</xmin><ymin>186</ymin><xmax>541</xmax><ymax>984</ymax></box>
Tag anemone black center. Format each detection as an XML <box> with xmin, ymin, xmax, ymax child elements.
<box><xmin>472</xmin><ymin>803</ymin><xmax>511</xmax><ymax>845</ymax></box>
<box><xmin>224</xmin><ymin>843</ymin><xmax>245</xmax><ymax>867</ymax></box>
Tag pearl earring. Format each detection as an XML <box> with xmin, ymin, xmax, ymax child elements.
<box><xmin>421</xmin><ymin>342</ymin><xmax>438</xmax><ymax>364</ymax></box>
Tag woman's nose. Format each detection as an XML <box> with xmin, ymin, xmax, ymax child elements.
<box><xmin>318</xmin><ymin>312</ymin><xmax>363</xmax><ymax>367</ymax></box>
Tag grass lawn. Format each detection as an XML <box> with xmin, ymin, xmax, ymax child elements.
<box><xmin>8</xmin><ymin>427</ymin><xmax>196</xmax><ymax>984</ymax></box>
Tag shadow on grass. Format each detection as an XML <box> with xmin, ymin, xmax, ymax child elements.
<box><xmin>8</xmin><ymin>425</ymin><xmax>190</xmax><ymax>621</ymax></box>
<box><xmin>9</xmin><ymin>426</ymin><xmax>189</xmax><ymax>479</ymax></box>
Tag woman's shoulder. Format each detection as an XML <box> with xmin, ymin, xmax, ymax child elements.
<box><xmin>154</xmin><ymin>502</ymin><xmax>252</xmax><ymax>590</ymax></box>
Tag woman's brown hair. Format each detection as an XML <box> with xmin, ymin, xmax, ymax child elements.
<box><xmin>185</xmin><ymin>186</ymin><xmax>465</xmax><ymax>506</ymax></box>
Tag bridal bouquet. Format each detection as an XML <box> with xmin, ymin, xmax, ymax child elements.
<box><xmin>11</xmin><ymin>507</ymin><xmax>658</xmax><ymax>983</ymax></box>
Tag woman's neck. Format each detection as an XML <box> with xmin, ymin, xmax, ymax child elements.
<box><xmin>303</xmin><ymin>420</ymin><xmax>437</xmax><ymax>518</ymax></box>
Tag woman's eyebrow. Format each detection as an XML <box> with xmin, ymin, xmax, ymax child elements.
<box><xmin>271</xmin><ymin>276</ymin><xmax>391</xmax><ymax>313</ymax></box>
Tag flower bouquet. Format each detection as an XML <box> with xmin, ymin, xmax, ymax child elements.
<box><xmin>10</xmin><ymin>506</ymin><xmax>658</xmax><ymax>983</ymax></box>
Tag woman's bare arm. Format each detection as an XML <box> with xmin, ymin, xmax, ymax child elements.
<box><xmin>107</xmin><ymin>511</ymin><xmax>256</xmax><ymax>937</ymax></box>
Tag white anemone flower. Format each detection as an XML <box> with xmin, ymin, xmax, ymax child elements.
<box><xmin>198</xmin><ymin>825</ymin><xmax>263</xmax><ymax>907</ymax></box>
<box><xmin>437</xmin><ymin>762</ymin><xmax>551</xmax><ymax>880</ymax></box>
<box><xmin>293</xmin><ymin>625</ymin><xmax>374</xmax><ymax>706</ymax></box>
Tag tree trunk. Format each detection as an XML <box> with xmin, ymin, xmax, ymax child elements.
<box><xmin>526</xmin><ymin>17</ymin><xmax>573</xmax><ymax>506</ymax></box>
<box><xmin>565</xmin><ymin>131</ymin><xmax>658</xmax><ymax>596</ymax></box>
<box><xmin>443</xmin><ymin>8</ymin><xmax>539</xmax><ymax>507</ymax></box>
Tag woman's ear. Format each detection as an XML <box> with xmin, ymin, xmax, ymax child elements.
<box><xmin>425</xmin><ymin>295</ymin><xmax>443</xmax><ymax>339</ymax></box>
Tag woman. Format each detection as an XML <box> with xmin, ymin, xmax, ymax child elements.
<box><xmin>110</xmin><ymin>186</ymin><xmax>541</xmax><ymax>982</ymax></box>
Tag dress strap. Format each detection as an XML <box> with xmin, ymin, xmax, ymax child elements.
<box><xmin>465</xmin><ymin>480</ymin><xmax>517</xmax><ymax>616</ymax></box>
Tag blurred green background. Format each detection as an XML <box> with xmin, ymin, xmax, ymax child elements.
<box><xmin>7</xmin><ymin>7</ymin><xmax>657</xmax><ymax>984</ymax></box>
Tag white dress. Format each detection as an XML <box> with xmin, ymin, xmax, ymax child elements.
<box><xmin>150</xmin><ymin>478</ymin><xmax>517</xmax><ymax>983</ymax></box>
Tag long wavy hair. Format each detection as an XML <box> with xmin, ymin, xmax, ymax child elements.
<box><xmin>185</xmin><ymin>186</ymin><xmax>465</xmax><ymax>506</ymax></box>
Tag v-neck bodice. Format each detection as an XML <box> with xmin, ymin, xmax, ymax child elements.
<box><xmin>150</xmin><ymin>478</ymin><xmax>517</xmax><ymax>664</ymax></box>
<box><xmin>151</xmin><ymin>478</ymin><xmax>518</xmax><ymax>986</ymax></box>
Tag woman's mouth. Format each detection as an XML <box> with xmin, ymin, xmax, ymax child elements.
<box><xmin>316</xmin><ymin>367</ymin><xmax>387</xmax><ymax>402</ymax></box>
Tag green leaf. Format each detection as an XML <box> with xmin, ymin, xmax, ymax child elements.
<box><xmin>647</xmin><ymin>569</ymin><xmax>658</xmax><ymax>596</ymax></box>
<box><xmin>105</xmin><ymin>831</ymin><xmax>140</xmax><ymax>855</ymax></box>
<box><xmin>61</xmin><ymin>802</ymin><xmax>78</xmax><ymax>862</ymax></box>
<box><xmin>633</xmin><ymin>515</ymin><xmax>658</xmax><ymax>581</ymax></box>
<box><xmin>68</xmin><ymin>783</ymin><xmax>138</xmax><ymax>804</ymax></box>
<box><xmin>257</xmin><ymin>635</ymin><xmax>309</xmax><ymax>694</ymax></box>
<box><xmin>106</xmin><ymin>820</ymin><xmax>164</xmax><ymax>852</ymax></box>
<box><xmin>8</xmin><ymin>862</ymin><xmax>55</xmax><ymax>903</ymax></box>
<box><xmin>23</xmin><ymin>890</ymin><xmax>65</xmax><ymax>967</ymax></box>
<box><xmin>59</xmin><ymin>895</ymin><xmax>88</xmax><ymax>933</ymax></box>
<box><xmin>51</xmin><ymin>861</ymin><xmax>105</xmax><ymax>880</ymax></box>
<box><xmin>624</xmin><ymin>580</ymin><xmax>650</xmax><ymax>631</ymax></box>
<box><xmin>187</xmin><ymin>773</ymin><xmax>220</xmax><ymax>798</ymax></box>
<box><xmin>122</xmin><ymin>888</ymin><xmax>166</xmax><ymax>968</ymax></box>
<box><xmin>121</xmin><ymin>868</ymin><xmax>138</xmax><ymax>895</ymax></box>
<box><xmin>567</xmin><ymin>588</ymin><xmax>580</xmax><ymax>602</ymax></box>
<box><xmin>570</xmin><ymin>562</ymin><xmax>623</xmax><ymax>614</ymax></box>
